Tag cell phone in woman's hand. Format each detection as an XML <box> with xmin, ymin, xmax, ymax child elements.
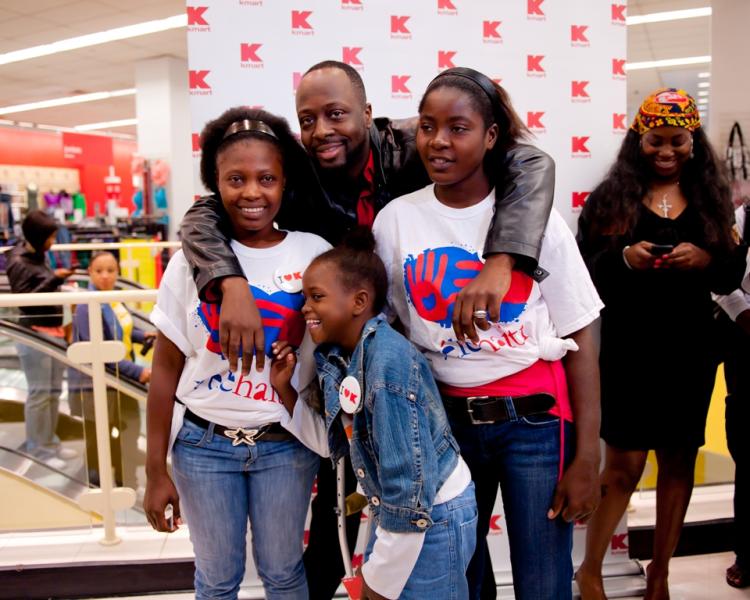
<box><xmin>649</xmin><ymin>244</ymin><xmax>674</xmax><ymax>256</ymax></box>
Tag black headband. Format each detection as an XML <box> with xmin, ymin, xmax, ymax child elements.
<box><xmin>431</xmin><ymin>67</ymin><xmax>503</xmax><ymax>125</ymax></box>
<box><xmin>222</xmin><ymin>119</ymin><xmax>278</xmax><ymax>141</ymax></box>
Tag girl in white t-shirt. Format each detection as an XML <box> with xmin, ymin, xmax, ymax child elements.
<box><xmin>144</xmin><ymin>107</ymin><xmax>329</xmax><ymax>600</ymax></box>
<box><xmin>372</xmin><ymin>67</ymin><xmax>604</xmax><ymax>600</ymax></box>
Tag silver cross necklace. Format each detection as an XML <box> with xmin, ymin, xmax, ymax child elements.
<box><xmin>650</xmin><ymin>183</ymin><xmax>679</xmax><ymax>218</ymax></box>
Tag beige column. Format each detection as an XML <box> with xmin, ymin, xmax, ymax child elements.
<box><xmin>135</xmin><ymin>57</ymin><xmax>192</xmax><ymax>240</ymax></box>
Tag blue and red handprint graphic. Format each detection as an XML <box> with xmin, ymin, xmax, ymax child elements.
<box><xmin>197</xmin><ymin>285</ymin><xmax>305</xmax><ymax>359</ymax></box>
<box><xmin>403</xmin><ymin>246</ymin><xmax>533</xmax><ymax>328</ymax></box>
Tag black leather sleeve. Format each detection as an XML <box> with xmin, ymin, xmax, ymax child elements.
<box><xmin>180</xmin><ymin>195</ymin><xmax>243</xmax><ymax>301</ymax></box>
<box><xmin>484</xmin><ymin>143</ymin><xmax>555</xmax><ymax>269</ymax></box>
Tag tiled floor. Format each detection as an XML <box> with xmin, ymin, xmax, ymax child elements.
<box><xmin>627</xmin><ymin>553</ymin><xmax>750</xmax><ymax>600</ymax></box>
<box><xmin>2</xmin><ymin>527</ymin><xmax>749</xmax><ymax>598</ymax></box>
<box><xmin>77</xmin><ymin>553</ymin><xmax>749</xmax><ymax>599</ymax></box>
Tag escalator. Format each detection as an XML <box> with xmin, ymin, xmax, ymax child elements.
<box><xmin>0</xmin><ymin>316</ymin><xmax>149</xmax><ymax>529</ymax></box>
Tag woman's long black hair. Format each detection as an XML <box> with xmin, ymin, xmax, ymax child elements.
<box><xmin>583</xmin><ymin>127</ymin><xmax>735</xmax><ymax>253</ymax></box>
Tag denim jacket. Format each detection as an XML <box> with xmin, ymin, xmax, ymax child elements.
<box><xmin>315</xmin><ymin>317</ymin><xmax>460</xmax><ymax>533</ymax></box>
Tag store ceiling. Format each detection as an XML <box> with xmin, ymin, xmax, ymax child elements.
<box><xmin>0</xmin><ymin>0</ymin><xmax>186</xmax><ymax>137</ymax></box>
<box><xmin>627</xmin><ymin>0</ymin><xmax>711</xmax><ymax>120</ymax></box>
<box><xmin>0</xmin><ymin>0</ymin><xmax>711</xmax><ymax>139</ymax></box>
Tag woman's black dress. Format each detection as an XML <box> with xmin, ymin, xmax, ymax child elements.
<box><xmin>579</xmin><ymin>200</ymin><xmax>745</xmax><ymax>450</ymax></box>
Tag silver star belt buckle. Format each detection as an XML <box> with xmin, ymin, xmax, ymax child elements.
<box><xmin>224</xmin><ymin>426</ymin><xmax>262</xmax><ymax>446</ymax></box>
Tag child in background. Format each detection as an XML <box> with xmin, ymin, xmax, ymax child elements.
<box><xmin>69</xmin><ymin>251</ymin><xmax>153</xmax><ymax>488</ymax></box>
<box><xmin>144</xmin><ymin>107</ymin><xmax>329</xmax><ymax>600</ymax></box>
<box><xmin>300</xmin><ymin>229</ymin><xmax>477</xmax><ymax>600</ymax></box>
<box><xmin>372</xmin><ymin>67</ymin><xmax>603</xmax><ymax>599</ymax></box>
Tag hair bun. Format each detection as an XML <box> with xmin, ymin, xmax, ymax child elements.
<box><xmin>341</xmin><ymin>226</ymin><xmax>376</xmax><ymax>253</ymax></box>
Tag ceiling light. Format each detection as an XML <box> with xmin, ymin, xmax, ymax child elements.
<box><xmin>625</xmin><ymin>56</ymin><xmax>711</xmax><ymax>71</ymax></box>
<box><xmin>698</xmin><ymin>90</ymin><xmax>709</xmax><ymax>97</ymax></box>
<box><xmin>698</xmin><ymin>81</ymin><xmax>710</xmax><ymax>88</ymax></box>
<box><xmin>75</xmin><ymin>118</ymin><xmax>137</xmax><ymax>132</ymax></box>
<box><xmin>0</xmin><ymin>14</ymin><xmax>186</xmax><ymax>67</ymax></box>
<box><xmin>698</xmin><ymin>72</ymin><xmax>711</xmax><ymax>78</ymax></box>
<box><xmin>0</xmin><ymin>89</ymin><xmax>135</xmax><ymax>116</ymax></box>
<box><xmin>0</xmin><ymin>119</ymin><xmax>135</xmax><ymax>139</ymax></box>
<box><xmin>627</xmin><ymin>7</ymin><xmax>711</xmax><ymax>26</ymax></box>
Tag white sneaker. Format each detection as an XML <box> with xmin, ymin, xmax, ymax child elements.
<box><xmin>57</xmin><ymin>447</ymin><xmax>78</xmax><ymax>460</ymax></box>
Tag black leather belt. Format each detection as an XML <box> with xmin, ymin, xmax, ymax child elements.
<box><xmin>183</xmin><ymin>408</ymin><xmax>294</xmax><ymax>446</ymax></box>
<box><xmin>442</xmin><ymin>393</ymin><xmax>555</xmax><ymax>425</ymax></box>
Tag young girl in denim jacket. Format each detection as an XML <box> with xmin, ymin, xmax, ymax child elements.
<box><xmin>144</xmin><ymin>107</ymin><xmax>329</xmax><ymax>600</ymax></box>
<box><xmin>294</xmin><ymin>230</ymin><xmax>477</xmax><ymax>599</ymax></box>
<box><xmin>372</xmin><ymin>68</ymin><xmax>604</xmax><ymax>599</ymax></box>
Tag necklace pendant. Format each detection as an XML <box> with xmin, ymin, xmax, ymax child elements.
<box><xmin>658</xmin><ymin>193</ymin><xmax>672</xmax><ymax>218</ymax></box>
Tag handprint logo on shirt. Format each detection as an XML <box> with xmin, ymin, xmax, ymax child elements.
<box><xmin>197</xmin><ymin>285</ymin><xmax>305</xmax><ymax>358</ymax></box>
<box><xmin>403</xmin><ymin>247</ymin><xmax>483</xmax><ymax>328</ymax></box>
<box><xmin>403</xmin><ymin>246</ymin><xmax>534</xmax><ymax>328</ymax></box>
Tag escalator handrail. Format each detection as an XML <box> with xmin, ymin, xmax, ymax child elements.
<box><xmin>0</xmin><ymin>444</ymin><xmax>90</xmax><ymax>487</ymax></box>
<box><xmin>69</xmin><ymin>271</ymin><xmax>148</xmax><ymax>290</ymax></box>
<box><xmin>0</xmin><ymin>318</ymin><xmax>148</xmax><ymax>402</ymax></box>
<box><xmin>0</xmin><ymin>271</ymin><xmax>150</xmax><ymax>294</ymax></box>
<box><xmin>65</xmin><ymin>273</ymin><xmax>154</xmax><ymax>326</ymax></box>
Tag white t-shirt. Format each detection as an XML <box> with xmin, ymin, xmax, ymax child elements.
<box><xmin>372</xmin><ymin>184</ymin><xmax>603</xmax><ymax>386</ymax></box>
<box><xmin>715</xmin><ymin>206</ymin><xmax>750</xmax><ymax>320</ymax></box>
<box><xmin>151</xmin><ymin>231</ymin><xmax>331</xmax><ymax>456</ymax></box>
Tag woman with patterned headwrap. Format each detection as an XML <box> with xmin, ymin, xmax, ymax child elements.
<box><xmin>575</xmin><ymin>89</ymin><xmax>746</xmax><ymax>599</ymax></box>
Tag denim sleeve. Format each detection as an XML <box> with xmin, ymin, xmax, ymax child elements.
<box><xmin>370</xmin><ymin>382</ymin><xmax>440</xmax><ymax>533</ymax></box>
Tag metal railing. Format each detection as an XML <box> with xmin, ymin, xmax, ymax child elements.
<box><xmin>0</xmin><ymin>241</ymin><xmax>181</xmax><ymax>253</ymax></box>
<box><xmin>0</xmin><ymin>288</ymin><xmax>157</xmax><ymax>545</ymax></box>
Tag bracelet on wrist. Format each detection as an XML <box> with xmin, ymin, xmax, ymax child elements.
<box><xmin>622</xmin><ymin>245</ymin><xmax>634</xmax><ymax>270</ymax></box>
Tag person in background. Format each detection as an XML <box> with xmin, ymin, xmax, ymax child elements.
<box><xmin>576</xmin><ymin>88</ymin><xmax>746</xmax><ymax>600</ymax></box>
<box><xmin>69</xmin><ymin>251</ymin><xmax>153</xmax><ymax>488</ymax></box>
<box><xmin>714</xmin><ymin>204</ymin><xmax>750</xmax><ymax>589</ymax></box>
<box><xmin>6</xmin><ymin>209</ymin><xmax>73</xmax><ymax>468</ymax></box>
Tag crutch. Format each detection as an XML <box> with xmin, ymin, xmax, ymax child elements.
<box><xmin>336</xmin><ymin>456</ymin><xmax>363</xmax><ymax>599</ymax></box>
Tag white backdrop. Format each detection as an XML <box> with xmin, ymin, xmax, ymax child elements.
<box><xmin>186</xmin><ymin>0</ymin><xmax>630</xmax><ymax>593</ymax></box>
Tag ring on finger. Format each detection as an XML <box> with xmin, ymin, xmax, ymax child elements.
<box><xmin>472</xmin><ymin>309</ymin><xmax>488</xmax><ymax>320</ymax></box>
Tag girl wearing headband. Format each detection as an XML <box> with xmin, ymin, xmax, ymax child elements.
<box><xmin>144</xmin><ymin>107</ymin><xmax>329</xmax><ymax>600</ymax></box>
<box><xmin>373</xmin><ymin>67</ymin><xmax>604</xmax><ymax>599</ymax></box>
<box><xmin>577</xmin><ymin>89</ymin><xmax>745</xmax><ymax>599</ymax></box>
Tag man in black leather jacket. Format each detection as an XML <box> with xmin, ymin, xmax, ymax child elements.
<box><xmin>181</xmin><ymin>62</ymin><xmax>555</xmax><ymax>336</ymax></box>
<box><xmin>180</xmin><ymin>61</ymin><xmax>556</xmax><ymax>600</ymax></box>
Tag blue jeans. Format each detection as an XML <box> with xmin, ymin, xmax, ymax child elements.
<box><xmin>16</xmin><ymin>344</ymin><xmax>64</xmax><ymax>456</ymax></box>
<box><xmin>365</xmin><ymin>482</ymin><xmax>478</xmax><ymax>599</ymax></box>
<box><xmin>172</xmin><ymin>418</ymin><xmax>319</xmax><ymax>600</ymax></box>
<box><xmin>448</xmin><ymin>402</ymin><xmax>575</xmax><ymax>600</ymax></box>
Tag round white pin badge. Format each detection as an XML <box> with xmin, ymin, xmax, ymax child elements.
<box><xmin>339</xmin><ymin>375</ymin><xmax>363</xmax><ymax>414</ymax></box>
<box><xmin>273</xmin><ymin>267</ymin><xmax>303</xmax><ymax>293</ymax></box>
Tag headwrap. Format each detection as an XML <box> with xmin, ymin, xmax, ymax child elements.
<box><xmin>631</xmin><ymin>88</ymin><xmax>701</xmax><ymax>134</ymax></box>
